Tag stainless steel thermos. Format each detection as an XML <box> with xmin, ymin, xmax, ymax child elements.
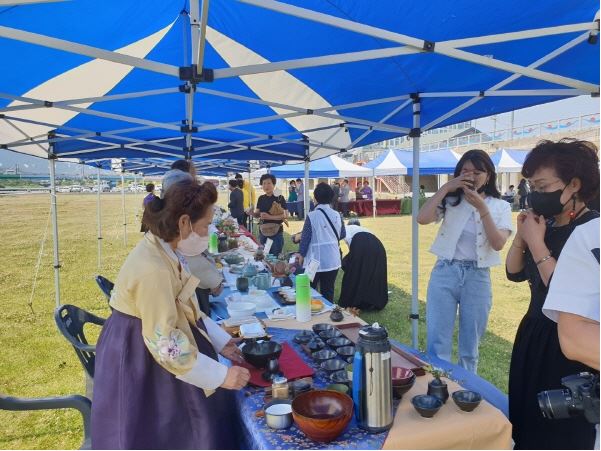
<box><xmin>352</xmin><ymin>323</ymin><xmax>393</xmax><ymax>432</ymax></box>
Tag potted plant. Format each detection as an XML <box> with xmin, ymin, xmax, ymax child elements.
<box><xmin>424</xmin><ymin>365</ymin><xmax>451</xmax><ymax>404</ymax></box>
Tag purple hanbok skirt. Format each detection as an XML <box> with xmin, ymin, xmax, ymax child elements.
<box><xmin>91</xmin><ymin>310</ymin><xmax>240</xmax><ymax>449</ymax></box>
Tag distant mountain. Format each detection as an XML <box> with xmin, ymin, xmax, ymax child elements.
<box><xmin>0</xmin><ymin>150</ymin><xmax>117</xmax><ymax>176</ymax></box>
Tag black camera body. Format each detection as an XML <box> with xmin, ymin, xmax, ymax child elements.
<box><xmin>538</xmin><ymin>372</ymin><xmax>599</xmax><ymax>424</ymax></box>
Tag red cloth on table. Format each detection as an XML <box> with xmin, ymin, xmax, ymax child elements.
<box><xmin>240</xmin><ymin>342</ymin><xmax>314</xmax><ymax>387</ymax></box>
<box><xmin>238</xmin><ymin>225</ymin><xmax>258</xmax><ymax>244</ymax></box>
<box><xmin>347</xmin><ymin>199</ymin><xmax>400</xmax><ymax>216</ymax></box>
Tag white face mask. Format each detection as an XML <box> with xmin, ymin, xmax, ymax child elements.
<box><xmin>177</xmin><ymin>223</ymin><xmax>209</xmax><ymax>257</ymax></box>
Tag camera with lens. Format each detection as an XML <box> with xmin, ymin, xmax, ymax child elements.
<box><xmin>538</xmin><ymin>372</ymin><xmax>599</xmax><ymax>424</ymax></box>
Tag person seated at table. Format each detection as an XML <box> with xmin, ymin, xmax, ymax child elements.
<box><xmin>92</xmin><ymin>179</ymin><xmax>250</xmax><ymax>449</ymax></box>
<box><xmin>254</xmin><ymin>174</ymin><xmax>287</xmax><ymax>256</ymax></box>
<box><xmin>187</xmin><ymin>251</ymin><xmax>225</xmax><ymax>316</ymax></box>
<box><xmin>418</xmin><ymin>149</ymin><xmax>513</xmax><ymax>374</ymax></box>
<box><xmin>297</xmin><ymin>182</ymin><xmax>346</xmax><ymax>302</ymax></box>
<box><xmin>162</xmin><ymin>160</ymin><xmax>195</xmax><ymax>195</ymax></box>
<box><xmin>227</xmin><ymin>179</ymin><xmax>245</xmax><ymax>225</ymax></box>
<box><xmin>339</xmin><ymin>220</ymin><xmax>388</xmax><ymax>310</ymax></box>
<box><xmin>360</xmin><ymin>180</ymin><xmax>373</xmax><ymax>200</ymax></box>
<box><xmin>502</xmin><ymin>185</ymin><xmax>516</xmax><ymax>206</ymax></box>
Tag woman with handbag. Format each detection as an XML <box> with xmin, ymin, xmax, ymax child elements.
<box><xmin>254</xmin><ymin>174</ymin><xmax>288</xmax><ymax>256</ymax></box>
<box><xmin>296</xmin><ymin>182</ymin><xmax>346</xmax><ymax>302</ymax></box>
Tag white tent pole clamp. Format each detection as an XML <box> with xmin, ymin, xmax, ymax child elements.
<box><xmin>97</xmin><ymin>165</ymin><xmax>102</xmax><ymax>272</ymax></box>
<box><xmin>410</xmin><ymin>96</ymin><xmax>421</xmax><ymax>350</ymax></box>
<box><xmin>48</xmin><ymin>154</ymin><xmax>61</xmax><ymax>308</ymax></box>
<box><xmin>121</xmin><ymin>172</ymin><xmax>127</xmax><ymax>247</ymax></box>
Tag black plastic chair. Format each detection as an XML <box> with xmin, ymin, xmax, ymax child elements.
<box><xmin>94</xmin><ymin>275</ymin><xmax>114</xmax><ymax>301</ymax></box>
<box><xmin>0</xmin><ymin>393</ymin><xmax>91</xmax><ymax>449</ymax></box>
<box><xmin>54</xmin><ymin>305</ymin><xmax>105</xmax><ymax>380</ymax></box>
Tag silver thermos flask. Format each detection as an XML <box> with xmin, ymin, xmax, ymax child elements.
<box><xmin>352</xmin><ymin>322</ymin><xmax>393</xmax><ymax>432</ymax></box>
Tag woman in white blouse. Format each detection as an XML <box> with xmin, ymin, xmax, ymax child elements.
<box><xmin>92</xmin><ymin>179</ymin><xmax>250</xmax><ymax>449</ymax></box>
<box><xmin>418</xmin><ymin>149</ymin><xmax>513</xmax><ymax>373</ymax></box>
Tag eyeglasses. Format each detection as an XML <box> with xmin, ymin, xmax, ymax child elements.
<box><xmin>530</xmin><ymin>179</ymin><xmax>564</xmax><ymax>193</ymax></box>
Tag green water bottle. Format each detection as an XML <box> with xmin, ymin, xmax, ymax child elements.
<box><xmin>208</xmin><ymin>232</ymin><xmax>218</xmax><ymax>254</ymax></box>
<box><xmin>295</xmin><ymin>274</ymin><xmax>311</xmax><ymax>323</ymax></box>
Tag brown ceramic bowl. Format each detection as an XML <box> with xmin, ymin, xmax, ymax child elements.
<box><xmin>292</xmin><ymin>390</ymin><xmax>353</xmax><ymax>443</ymax></box>
<box><xmin>392</xmin><ymin>367</ymin><xmax>415</xmax><ymax>386</ymax></box>
<box><xmin>392</xmin><ymin>374</ymin><xmax>416</xmax><ymax>399</ymax></box>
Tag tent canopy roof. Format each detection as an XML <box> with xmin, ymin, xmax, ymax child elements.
<box><xmin>366</xmin><ymin>148</ymin><xmax>460</xmax><ymax>175</ymax></box>
<box><xmin>0</xmin><ymin>0</ymin><xmax>598</xmax><ymax>167</ymax></box>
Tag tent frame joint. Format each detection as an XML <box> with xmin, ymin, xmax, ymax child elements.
<box><xmin>422</xmin><ymin>40</ymin><xmax>435</xmax><ymax>52</ymax></box>
<box><xmin>588</xmin><ymin>19</ymin><xmax>600</xmax><ymax>44</ymax></box>
<box><xmin>179</xmin><ymin>84</ymin><xmax>195</xmax><ymax>93</ymax></box>
<box><xmin>44</xmin><ymin>100</ymin><xmax>53</xmax><ymax>107</ymax></box>
<box><xmin>409</xmin><ymin>127</ymin><xmax>421</xmax><ymax>138</ymax></box>
<box><xmin>591</xmin><ymin>91</ymin><xmax>600</xmax><ymax>97</ymax></box>
<box><xmin>409</xmin><ymin>313</ymin><xmax>420</xmax><ymax>320</ymax></box>
<box><xmin>179</xmin><ymin>65</ymin><xmax>214</xmax><ymax>83</ymax></box>
<box><xmin>181</xmin><ymin>124</ymin><xmax>198</xmax><ymax>133</ymax></box>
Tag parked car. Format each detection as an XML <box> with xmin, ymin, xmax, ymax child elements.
<box><xmin>69</xmin><ymin>185</ymin><xmax>82</xmax><ymax>192</ymax></box>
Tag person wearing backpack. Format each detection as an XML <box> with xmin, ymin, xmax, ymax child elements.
<box><xmin>296</xmin><ymin>182</ymin><xmax>346</xmax><ymax>302</ymax></box>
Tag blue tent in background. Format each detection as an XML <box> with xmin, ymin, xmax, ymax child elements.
<box><xmin>365</xmin><ymin>148</ymin><xmax>459</xmax><ymax>175</ymax></box>
<box><xmin>271</xmin><ymin>154</ymin><xmax>370</xmax><ymax>178</ymax></box>
<box><xmin>0</xmin><ymin>0</ymin><xmax>597</xmax><ymax>348</ymax></box>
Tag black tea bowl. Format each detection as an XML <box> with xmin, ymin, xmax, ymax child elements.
<box><xmin>320</xmin><ymin>359</ymin><xmax>347</xmax><ymax>374</ymax></box>
<box><xmin>294</xmin><ymin>330</ymin><xmax>314</xmax><ymax>344</ymax></box>
<box><xmin>411</xmin><ymin>394</ymin><xmax>443</xmax><ymax>418</ymax></box>
<box><xmin>452</xmin><ymin>390</ymin><xmax>482</xmax><ymax>412</ymax></box>
<box><xmin>242</xmin><ymin>340</ymin><xmax>282</xmax><ymax>369</ymax></box>
<box><xmin>312</xmin><ymin>349</ymin><xmax>337</xmax><ymax>363</ymax></box>
<box><xmin>312</xmin><ymin>323</ymin><xmax>334</xmax><ymax>334</ymax></box>
<box><xmin>319</xmin><ymin>329</ymin><xmax>343</xmax><ymax>340</ymax></box>
<box><xmin>326</xmin><ymin>337</ymin><xmax>352</xmax><ymax>349</ymax></box>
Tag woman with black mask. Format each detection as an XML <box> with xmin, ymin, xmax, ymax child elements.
<box><xmin>506</xmin><ymin>139</ymin><xmax>599</xmax><ymax>450</ymax></box>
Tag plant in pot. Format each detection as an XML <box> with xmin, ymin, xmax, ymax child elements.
<box><xmin>424</xmin><ymin>365</ymin><xmax>451</xmax><ymax>404</ymax></box>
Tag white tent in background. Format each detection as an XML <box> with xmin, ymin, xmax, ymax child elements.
<box><xmin>490</xmin><ymin>148</ymin><xmax>530</xmax><ymax>173</ymax></box>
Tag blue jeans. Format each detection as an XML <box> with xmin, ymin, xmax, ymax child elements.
<box><xmin>426</xmin><ymin>259</ymin><xmax>492</xmax><ymax>374</ymax></box>
<box><xmin>259</xmin><ymin>231</ymin><xmax>284</xmax><ymax>256</ymax></box>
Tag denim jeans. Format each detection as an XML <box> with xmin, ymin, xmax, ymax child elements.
<box><xmin>426</xmin><ymin>259</ymin><xmax>492</xmax><ymax>374</ymax></box>
<box><xmin>259</xmin><ymin>231</ymin><xmax>284</xmax><ymax>256</ymax></box>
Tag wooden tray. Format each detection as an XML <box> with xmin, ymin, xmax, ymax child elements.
<box><xmin>336</xmin><ymin>323</ymin><xmax>427</xmax><ymax>376</ymax></box>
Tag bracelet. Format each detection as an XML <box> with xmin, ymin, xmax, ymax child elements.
<box><xmin>535</xmin><ymin>254</ymin><xmax>553</xmax><ymax>266</ymax></box>
<box><xmin>480</xmin><ymin>211</ymin><xmax>490</xmax><ymax>220</ymax></box>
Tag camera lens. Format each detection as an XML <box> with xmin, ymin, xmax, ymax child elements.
<box><xmin>537</xmin><ymin>389</ymin><xmax>577</xmax><ymax>420</ymax></box>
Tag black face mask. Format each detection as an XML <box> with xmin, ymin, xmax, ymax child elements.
<box><xmin>528</xmin><ymin>185</ymin><xmax>569</xmax><ymax>218</ymax></box>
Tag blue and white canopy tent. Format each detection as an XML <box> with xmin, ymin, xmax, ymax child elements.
<box><xmin>270</xmin><ymin>154</ymin><xmax>370</xmax><ymax>178</ymax></box>
<box><xmin>366</xmin><ymin>148</ymin><xmax>460</xmax><ymax>176</ymax></box>
<box><xmin>490</xmin><ymin>148</ymin><xmax>530</xmax><ymax>173</ymax></box>
<box><xmin>0</xmin><ymin>0</ymin><xmax>598</xmax><ymax>347</ymax></box>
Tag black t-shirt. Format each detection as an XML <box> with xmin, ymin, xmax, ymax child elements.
<box><xmin>257</xmin><ymin>194</ymin><xmax>287</xmax><ymax>224</ymax></box>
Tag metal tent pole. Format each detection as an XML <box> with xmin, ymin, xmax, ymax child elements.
<box><xmin>410</xmin><ymin>96</ymin><xmax>421</xmax><ymax>350</ymax></box>
<box><xmin>248</xmin><ymin>163</ymin><xmax>253</xmax><ymax>234</ymax></box>
<box><xmin>48</xmin><ymin>156</ymin><xmax>61</xmax><ymax>308</ymax></box>
<box><xmin>303</xmin><ymin>157</ymin><xmax>310</xmax><ymax>216</ymax></box>
<box><xmin>96</xmin><ymin>166</ymin><xmax>102</xmax><ymax>272</ymax></box>
<box><xmin>372</xmin><ymin>168</ymin><xmax>376</xmax><ymax>218</ymax></box>
<box><xmin>121</xmin><ymin>172</ymin><xmax>127</xmax><ymax>247</ymax></box>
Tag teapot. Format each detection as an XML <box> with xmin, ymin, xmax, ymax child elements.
<box><xmin>242</xmin><ymin>262</ymin><xmax>258</xmax><ymax>278</ymax></box>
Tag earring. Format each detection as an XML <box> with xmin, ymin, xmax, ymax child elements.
<box><xmin>568</xmin><ymin>196</ymin><xmax>577</xmax><ymax>221</ymax></box>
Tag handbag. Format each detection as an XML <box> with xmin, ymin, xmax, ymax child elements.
<box><xmin>259</xmin><ymin>222</ymin><xmax>281</xmax><ymax>237</ymax></box>
<box><xmin>318</xmin><ymin>208</ymin><xmax>343</xmax><ymax>259</ymax></box>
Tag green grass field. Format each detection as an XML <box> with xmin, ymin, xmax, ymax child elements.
<box><xmin>0</xmin><ymin>192</ymin><xmax>530</xmax><ymax>449</ymax></box>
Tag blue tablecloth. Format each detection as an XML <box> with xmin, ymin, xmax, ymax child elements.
<box><xmin>236</xmin><ymin>326</ymin><xmax>400</xmax><ymax>450</ymax></box>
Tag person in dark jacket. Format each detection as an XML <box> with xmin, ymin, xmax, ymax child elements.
<box><xmin>227</xmin><ymin>179</ymin><xmax>245</xmax><ymax>225</ymax></box>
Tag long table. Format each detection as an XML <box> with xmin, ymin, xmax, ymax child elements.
<box><xmin>211</xmin><ymin>284</ymin><xmax>512</xmax><ymax>450</ymax></box>
<box><xmin>347</xmin><ymin>199</ymin><xmax>402</xmax><ymax>216</ymax></box>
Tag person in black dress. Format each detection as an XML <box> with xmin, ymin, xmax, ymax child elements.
<box><xmin>338</xmin><ymin>220</ymin><xmax>388</xmax><ymax>310</ymax></box>
<box><xmin>506</xmin><ymin>139</ymin><xmax>599</xmax><ymax>450</ymax></box>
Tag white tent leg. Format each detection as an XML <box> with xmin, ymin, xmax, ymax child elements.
<box><xmin>372</xmin><ymin>169</ymin><xmax>376</xmax><ymax>218</ymax></box>
<box><xmin>303</xmin><ymin>159</ymin><xmax>310</xmax><ymax>218</ymax></box>
<box><xmin>248</xmin><ymin>164</ymin><xmax>253</xmax><ymax>234</ymax></box>
<box><xmin>96</xmin><ymin>166</ymin><xmax>102</xmax><ymax>272</ymax></box>
<box><xmin>121</xmin><ymin>173</ymin><xmax>127</xmax><ymax>247</ymax></box>
<box><xmin>48</xmin><ymin>157</ymin><xmax>61</xmax><ymax>308</ymax></box>
<box><xmin>411</xmin><ymin>99</ymin><xmax>421</xmax><ymax>350</ymax></box>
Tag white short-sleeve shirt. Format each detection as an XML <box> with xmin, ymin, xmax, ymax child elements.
<box><xmin>543</xmin><ymin>217</ymin><xmax>600</xmax><ymax>323</ymax></box>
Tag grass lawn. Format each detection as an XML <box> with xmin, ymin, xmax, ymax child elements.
<box><xmin>0</xmin><ymin>192</ymin><xmax>530</xmax><ymax>449</ymax></box>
